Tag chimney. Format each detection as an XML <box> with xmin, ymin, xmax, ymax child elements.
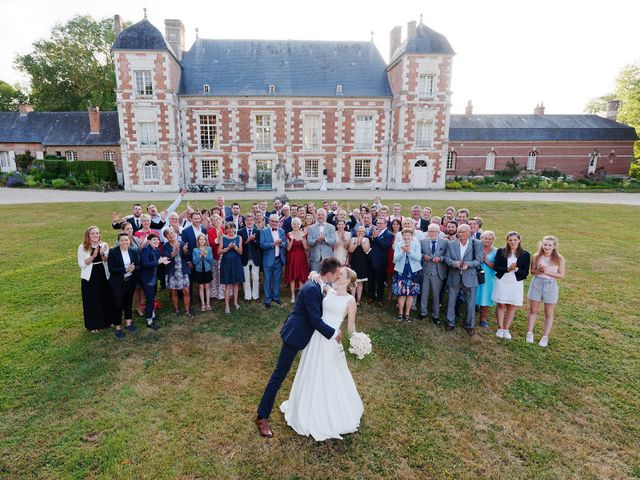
<box><xmin>18</xmin><ymin>103</ymin><xmax>33</xmax><ymax>116</ymax></box>
<box><xmin>407</xmin><ymin>21</ymin><xmax>417</xmax><ymax>40</ymax></box>
<box><xmin>606</xmin><ymin>100</ymin><xmax>620</xmax><ymax>121</ymax></box>
<box><xmin>88</xmin><ymin>106</ymin><xmax>101</xmax><ymax>134</ymax></box>
<box><xmin>114</xmin><ymin>14</ymin><xmax>123</xmax><ymax>36</ymax></box>
<box><xmin>534</xmin><ymin>102</ymin><xmax>545</xmax><ymax>115</ymax></box>
<box><xmin>164</xmin><ymin>19</ymin><xmax>185</xmax><ymax>61</ymax></box>
<box><xmin>389</xmin><ymin>26</ymin><xmax>402</xmax><ymax>61</ymax></box>
<box><xmin>465</xmin><ymin>100</ymin><xmax>473</xmax><ymax>117</ymax></box>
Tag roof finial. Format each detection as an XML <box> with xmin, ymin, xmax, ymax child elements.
<box><xmin>143</xmin><ymin>7</ymin><xmax>147</xmax><ymax>19</ymax></box>
<box><xmin>195</xmin><ymin>27</ymin><xmax>199</xmax><ymax>39</ymax></box>
<box><xmin>420</xmin><ymin>13</ymin><xmax>423</xmax><ymax>24</ymax></box>
<box><xmin>370</xmin><ymin>31</ymin><xmax>374</xmax><ymax>42</ymax></box>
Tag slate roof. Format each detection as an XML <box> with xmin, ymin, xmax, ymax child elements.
<box><xmin>390</xmin><ymin>21</ymin><xmax>455</xmax><ymax>66</ymax></box>
<box><xmin>0</xmin><ymin>111</ymin><xmax>120</xmax><ymax>145</ymax></box>
<box><xmin>449</xmin><ymin>114</ymin><xmax>639</xmax><ymax>142</ymax></box>
<box><xmin>112</xmin><ymin>18</ymin><xmax>172</xmax><ymax>52</ymax></box>
<box><xmin>179</xmin><ymin>39</ymin><xmax>392</xmax><ymax>97</ymax></box>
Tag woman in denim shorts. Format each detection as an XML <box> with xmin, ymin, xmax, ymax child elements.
<box><xmin>526</xmin><ymin>236</ymin><xmax>566</xmax><ymax>347</ymax></box>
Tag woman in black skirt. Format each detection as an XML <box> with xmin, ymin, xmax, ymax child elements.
<box><xmin>348</xmin><ymin>225</ymin><xmax>371</xmax><ymax>305</ymax></box>
<box><xmin>77</xmin><ymin>226</ymin><xmax>112</xmax><ymax>333</ymax></box>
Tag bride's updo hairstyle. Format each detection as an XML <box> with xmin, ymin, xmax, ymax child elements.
<box><xmin>344</xmin><ymin>267</ymin><xmax>357</xmax><ymax>296</ymax></box>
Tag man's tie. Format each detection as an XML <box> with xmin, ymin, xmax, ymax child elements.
<box><xmin>431</xmin><ymin>241</ymin><xmax>436</xmax><ymax>256</ymax></box>
<box><xmin>135</xmin><ymin>218</ymin><xmax>139</xmax><ymax>229</ymax></box>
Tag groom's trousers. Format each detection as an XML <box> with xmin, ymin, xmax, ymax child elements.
<box><xmin>257</xmin><ymin>342</ymin><xmax>298</xmax><ymax>419</ymax></box>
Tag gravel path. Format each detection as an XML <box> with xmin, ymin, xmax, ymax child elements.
<box><xmin>1</xmin><ymin>187</ymin><xmax>639</xmax><ymax>206</ymax></box>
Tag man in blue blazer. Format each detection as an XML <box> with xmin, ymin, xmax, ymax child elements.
<box><xmin>367</xmin><ymin>217</ymin><xmax>394</xmax><ymax>306</ymax></box>
<box><xmin>256</xmin><ymin>257</ymin><xmax>343</xmax><ymax>438</ymax></box>
<box><xmin>239</xmin><ymin>213</ymin><xmax>262</xmax><ymax>301</ymax></box>
<box><xmin>224</xmin><ymin>202</ymin><xmax>245</xmax><ymax>230</ymax></box>
<box><xmin>181</xmin><ymin>211</ymin><xmax>207</xmax><ymax>269</ymax></box>
<box><xmin>260</xmin><ymin>214</ymin><xmax>287</xmax><ymax>308</ymax></box>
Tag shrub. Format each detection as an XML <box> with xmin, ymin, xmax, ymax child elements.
<box><xmin>629</xmin><ymin>159</ymin><xmax>640</xmax><ymax>179</ymax></box>
<box><xmin>31</xmin><ymin>160</ymin><xmax>116</xmax><ymax>184</ymax></box>
<box><xmin>6</xmin><ymin>173</ymin><xmax>25</xmax><ymax>188</ymax></box>
<box><xmin>495</xmin><ymin>158</ymin><xmax>523</xmax><ymax>179</ymax></box>
<box><xmin>446</xmin><ymin>181</ymin><xmax>462</xmax><ymax>190</ymax></box>
<box><xmin>14</xmin><ymin>151</ymin><xmax>35</xmax><ymax>172</ymax></box>
<box><xmin>495</xmin><ymin>182</ymin><xmax>516</xmax><ymax>190</ymax></box>
<box><xmin>459</xmin><ymin>180</ymin><xmax>476</xmax><ymax>189</ymax></box>
<box><xmin>541</xmin><ymin>168</ymin><xmax>564</xmax><ymax>179</ymax></box>
<box><xmin>51</xmin><ymin>178</ymin><xmax>68</xmax><ymax>189</ymax></box>
<box><xmin>25</xmin><ymin>175</ymin><xmax>37</xmax><ymax>188</ymax></box>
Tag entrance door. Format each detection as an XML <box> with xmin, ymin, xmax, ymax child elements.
<box><xmin>588</xmin><ymin>153</ymin><xmax>599</xmax><ymax>175</ymax></box>
<box><xmin>256</xmin><ymin>159</ymin><xmax>273</xmax><ymax>190</ymax></box>
<box><xmin>412</xmin><ymin>159</ymin><xmax>435</xmax><ymax>189</ymax></box>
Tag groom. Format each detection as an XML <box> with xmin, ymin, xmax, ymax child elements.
<box><xmin>256</xmin><ymin>257</ymin><xmax>343</xmax><ymax>438</ymax></box>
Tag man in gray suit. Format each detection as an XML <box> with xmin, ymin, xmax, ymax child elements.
<box><xmin>307</xmin><ymin>208</ymin><xmax>337</xmax><ymax>272</ymax></box>
<box><xmin>419</xmin><ymin>224</ymin><xmax>449</xmax><ymax>325</ymax></box>
<box><xmin>443</xmin><ymin>224</ymin><xmax>484</xmax><ymax>336</ymax></box>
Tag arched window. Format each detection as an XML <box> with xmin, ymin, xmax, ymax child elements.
<box><xmin>485</xmin><ymin>151</ymin><xmax>496</xmax><ymax>171</ymax></box>
<box><xmin>588</xmin><ymin>151</ymin><xmax>599</xmax><ymax>174</ymax></box>
<box><xmin>414</xmin><ymin>159</ymin><xmax>428</xmax><ymax>167</ymax></box>
<box><xmin>446</xmin><ymin>151</ymin><xmax>456</xmax><ymax>171</ymax></box>
<box><xmin>527</xmin><ymin>151</ymin><xmax>537</xmax><ymax>170</ymax></box>
<box><xmin>143</xmin><ymin>160</ymin><xmax>160</xmax><ymax>180</ymax></box>
<box><xmin>609</xmin><ymin>151</ymin><xmax>616</xmax><ymax>163</ymax></box>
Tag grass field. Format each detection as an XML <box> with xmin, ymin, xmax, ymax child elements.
<box><xmin>0</xmin><ymin>199</ymin><xmax>639</xmax><ymax>480</ymax></box>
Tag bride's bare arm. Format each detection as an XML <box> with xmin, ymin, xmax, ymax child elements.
<box><xmin>346</xmin><ymin>298</ymin><xmax>357</xmax><ymax>335</ymax></box>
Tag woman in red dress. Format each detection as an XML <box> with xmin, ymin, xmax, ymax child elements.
<box><xmin>285</xmin><ymin>217</ymin><xmax>309</xmax><ymax>303</ymax></box>
<box><xmin>386</xmin><ymin>219</ymin><xmax>402</xmax><ymax>300</ymax></box>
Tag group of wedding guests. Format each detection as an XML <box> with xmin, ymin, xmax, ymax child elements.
<box><xmin>78</xmin><ymin>195</ymin><xmax>565</xmax><ymax>347</ymax></box>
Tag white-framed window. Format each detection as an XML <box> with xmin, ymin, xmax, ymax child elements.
<box><xmin>268</xmin><ymin>84</ymin><xmax>276</xmax><ymax>94</ymax></box>
<box><xmin>0</xmin><ymin>151</ymin><xmax>10</xmax><ymax>169</ymax></box>
<box><xmin>303</xmin><ymin>114</ymin><xmax>321</xmax><ymax>150</ymax></box>
<box><xmin>304</xmin><ymin>158</ymin><xmax>320</xmax><ymax>178</ymax></box>
<box><xmin>485</xmin><ymin>151</ymin><xmax>496</xmax><ymax>171</ymax></box>
<box><xmin>201</xmin><ymin>159</ymin><xmax>220</xmax><ymax>179</ymax></box>
<box><xmin>446</xmin><ymin>151</ymin><xmax>456</xmax><ymax>170</ymax></box>
<box><xmin>527</xmin><ymin>151</ymin><xmax>537</xmax><ymax>170</ymax></box>
<box><xmin>199</xmin><ymin>115</ymin><xmax>218</xmax><ymax>150</ymax></box>
<box><xmin>134</xmin><ymin>70</ymin><xmax>153</xmax><ymax>96</ymax></box>
<box><xmin>104</xmin><ymin>151</ymin><xmax>115</xmax><ymax>162</ymax></box>
<box><xmin>65</xmin><ymin>151</ymin><xmax>78</xmax><ymax>162</ymax></box>
<box><xmin>255</xmin><ymin>114</ymin><xmax>272</xmax><ymax>150</ymax></box>
<box><xmin>354</xmin><ymin>158</ymin><xmax>372</xmax><ymax>178</ymax></box>
<box><xmin>138</xmin><ymin>122</ymin><xmax>158</xmax><ymax>147</ymax></box>
<box><xmin>355</xmin><ymin>114</ymin><xmax>375</xmax><ymax>150</ymax></box>
<box><xmin>336</xmin><ymin>84</ymin><xmax>343</xmax><ymax>94</ymax></box>
<box><xmin>203</xmin><ymin>84</ymin><xmax>210</xmax><ymax>94</ymax></box>
<box><xmin>415</xmin><ymin>119</ymin><xmax>434</xmax><ymax>149</ymax></box>
<box><xmin>418</xmin><ymin>74</ymin><xmax>435</xmax><ymax>97</ymax></box>
<box><xmin>143</xmin><ymin>160</ymin><xmax>160</xmax><ymax>180</ymax></box>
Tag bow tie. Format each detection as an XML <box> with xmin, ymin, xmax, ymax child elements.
<box><xmin>272</xmin><ymin>228</ymin><xmax>277</xmax><ymax>232</ymax></box>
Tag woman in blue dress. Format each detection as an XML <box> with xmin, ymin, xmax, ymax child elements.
<box><xmin>475</xmin><ymin>230</ymin><xmax>497</xmax><ymax>329</ymax></box>
<box><xmin>219</xmin><ymin>222</ymin><xmax>244</xmax><ymax>314</ymax></box>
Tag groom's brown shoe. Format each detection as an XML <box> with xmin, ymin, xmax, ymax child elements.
<box><xmin>255</xmin><ymin>416</ymin><xmax>273</xmax><ymax>438</ymax></box>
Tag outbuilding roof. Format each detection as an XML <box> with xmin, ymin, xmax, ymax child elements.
<box><xmin>449</xmin><ymin>114</ymin><xmax>639</xmax><ymax>142</ymax></box>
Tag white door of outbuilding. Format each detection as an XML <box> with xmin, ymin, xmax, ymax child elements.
<box><xmin>412</xmin><ymin>159</ymin><xmax>435</xmax><ymax>189</ymax></box>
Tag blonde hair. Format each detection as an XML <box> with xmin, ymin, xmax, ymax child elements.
<box><xmin>139</xmin><ymin>214</ymin><xmax>151</xmax><ymax>222</ymax></box>
<box><xmin>344</xmin><ymin>267</ymin><xmax>358</xmax><ymax>296</ymax></box>
<box><xmin>533</xmin><ymin>235</ymin><xmax>563</xmax><ymax>266</ymax></box>
<box><xmin>480</xmin><ymin>230</ymin><xmax>495</xmax><ymax>241</ymax></box>
<box><xmin>197</xmin><ymin>233</ymin><xmax>208</xmax><ymax>247</ymax></box>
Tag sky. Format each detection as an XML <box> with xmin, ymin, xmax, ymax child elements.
<box><xmin>1</xmin><ymin>0</ymin><xmax>638</xmax><ymax>114</ymax></box>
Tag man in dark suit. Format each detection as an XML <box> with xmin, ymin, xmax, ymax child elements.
<box><xmin>111</xmin><ymin>203</ymin><xmax>144</xmax><ymax>232</ymax></box>
<box><xmin>107</xmin><ymin>233</ymin><xmax>139</xmax><ymax>338</ymax></box>
<box><xmin>367</xmin><ymin>217</ymin><xmax>394</xmax><ymax>307</ymax></box>
<box><xmin>255</xmin><ymin>257</ymin><xmax>343</xmax><ymax>438</ymax></box>
<box><xmin>410</xmin><ymin>205</ymin><xmax>429</xmax><ymax>232</ymax></box>
<box><xmin>181</xmin><ymin>211</ymin><xmax>207</xmax><ymax>269</ymax></box>
<box><xmin>239</xmin><ymin>213</ymin><xmax>261</xmax><ymax>301</ymax></box>
<box><xmin>281</xmin><ymin>204</ymin><xmax>295</xmax><ymax>234</ymax></box>
<box><xmin>225</xmin><ymin>202</ymin><xmax>245</xmax><ymax>230</ymax></box>
<box><xmin>419</xmin><ymin>224</ymin><xmax>449</xmax><ymax>324</ymax></box>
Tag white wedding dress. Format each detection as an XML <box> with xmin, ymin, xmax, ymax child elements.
<box><xmin>280</xmin><ymin>291</ymin><xmax>364</xmax><ymax>441</ymax></box>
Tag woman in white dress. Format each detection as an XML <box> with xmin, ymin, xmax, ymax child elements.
<box><xmin>280</xmin><ymin>267</ymin><xmax>364</xmax><ymax>441</ymax></box>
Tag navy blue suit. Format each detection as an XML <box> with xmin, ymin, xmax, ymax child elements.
<box><xmin>225</xmin><ymin>214</ymin><xmax>245</xmax><ymax>230</ymax></box>
<box><xmin>238</xmin><ymin>225</ymin><xmax>262</xmax><ymax>267</ymax></box>
<box><xmin>107</xmin><ymin>246</ymin><xmax>138</xmax><ymax>325</ymax></box>
<box><xmin>368</xmin><ymin>229</ymin><xmax>394</xmax><ymax>301</ymax></box>
<box><xmin>281</xmin><ymin>216</ymin><xmax>293</xmax><ymax>234</ymax></box>
<box><xmin>181</xmin><ymin>225</ymin><xmax>207</xmax><ymax>260</ymax></box>
<box><xmin>139</xmin><ymin>245</ymin><xmax>161</xmax><ymax>320</ymax></box>
<box><xmin>257</xmin><ymin>280</ymin><xmax>336</xmax><ymax>419</ymax></box>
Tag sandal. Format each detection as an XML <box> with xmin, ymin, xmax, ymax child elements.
<box><xmin>234</xmin><ymin>303</ymin><xmax>241</xmax><ymax>310</ymax></box>
<box><xmin>201</xmin><ymin>305</ymin><xmax>207</xmax><ymax>312</ymax></box>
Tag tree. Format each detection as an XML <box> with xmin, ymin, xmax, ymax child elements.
<box><xmin>0</xmin><ymin>81</ymin><xmax>27</xmax><ymax>111</ymax></box>
<box><xmin>586</xmin><ymin>63</ymin><xmax>640</xmax><ymax>158</ymax></box>
<box><xmin>14</xmin><ymin>15</ymin><xmax>117</xmax><ymax>111</ymax></box>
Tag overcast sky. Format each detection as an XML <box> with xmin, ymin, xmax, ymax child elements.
<box><xmin>1</xmin><ymin>0</ymin><xmax>638</xmax><ymax>114</ymax></box>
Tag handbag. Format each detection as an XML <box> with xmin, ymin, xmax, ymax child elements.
<box><xmin>472</xmin><ymin>239</ymin><xmax>485</xmax><ymax>285</ymax></box>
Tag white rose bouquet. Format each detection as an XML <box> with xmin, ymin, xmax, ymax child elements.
<box><xmin>348</xmin><ymin>332</ymin><xmax>372</xmax><ymax>360</ymax></box>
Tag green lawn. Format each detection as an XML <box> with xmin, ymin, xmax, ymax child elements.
<box><xmin>1</xmin><ymin>199</ymin><xmax>639</xmax><ymax>480</ymax></box>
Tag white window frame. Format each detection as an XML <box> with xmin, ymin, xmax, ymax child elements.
<box><xmin>354</xmin><ymin>114</ymin><xmax>375</xmax><ymax>150</ymax></box>
<box><xmin>134</xmin><ymin>70</ymin><xmax>153</xmax><ymax>96</ymax></box>
<box><xmin>198</xmin><ymin>114</ymin><xmax>219</xmax><ymax>150</ymax></box>
<box><xmin>143</xmin><ymin>160</ymin><xmax>160</xmax><ymax>181</ymax></box>
<box><xmin>302</xmin><ymin>114</ymin><xmax>322</xmax><ymax>150</ymax></box>
<box><xmin>415</xmin><ymin>119</ymin><xmax>434</xmax><ymax>149</ymax></box>
<box><xmin>304</xmin><ymin>158</ymin><xmax>320</xmax><ymax>179</ymax></box>
<box><xmin>65</xmin><ymin>151</ymin><xmax>78</xmax><ymax>162</ymax></box>
<box><xmin>138</xmin><ymin>122</ymin><xmax>158</xmax><ymax>148</ymax></box>
<box><xmin>485</xmin><ymin>151</ymin><xmax>496</xmax><ymax>171</ymax></box>
<box><xmin>527</xmin><ymin>151</ymin><xmax>537</xmax><ymax>171</ymax></box>
<box><xmin>418</xmin><ymin>74</ymin><xmax>436</xmax><ymax>98</ymax></box>
<box><xmin>446</xmin><ymin>151</ymin><xmax>456</xmax><ymax>171</ymax></box>
<box><xmin>200</xmin><ymin>158</ymin><xmax>220</xmax><ymax>180</ymax></box>
<box><xmin>0</xmin><ymin>151</ymin><xmax>10</xmax><ymax>170</ymax></box>
<box><xmin>203</xmin><ymin>84</ymin><xmax>210</xmax><ymax>94</ymax></box>
<box><xmin>354</xmin><ymin>158</ymin><xmax>372</xmax><ymax>178</ymax></box>
<box><xmin>104</xmin><ymin>151</ymin><xmax>115</xmax><ymax>162</ymax></box>
<box><xmin>254</xmin><ymin>114</ymin><xmax>273</xmax><ymax>151</ymax></box>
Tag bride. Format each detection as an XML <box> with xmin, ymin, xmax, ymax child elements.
<box><xmin>280</xmin><ymin>267</ymin><xmax>364</xmax><ymax>441</ymax></box>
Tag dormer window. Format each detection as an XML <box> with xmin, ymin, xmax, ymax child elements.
<box><xmin>134</xmin><ymin>70</ymin><xmax>153</xmax><ymax>96</ymax></box>
<box><xmin>268</xmin><ymin>84</ymin><xmax>276</xmax><ymax>94</ymax></box>
<box><xmin>418</xmin><ymin>74</ymin><xmax>435</xmax><ymax>98</ymax></box>
<box><xmin>203</xmin><ymin>84</ymin><xmax>210</xmax><ymax>94</ymax></box>
<box><xmin>336</xmin><ymin>84</ymin><xmax>343</xmax><ymax>95</ymax></box>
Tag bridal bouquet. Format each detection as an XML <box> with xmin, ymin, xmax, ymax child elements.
<box><xmin>348</xmin><ymin>332</ymin><xmax>372</xmax><ymax>360</ymax></box>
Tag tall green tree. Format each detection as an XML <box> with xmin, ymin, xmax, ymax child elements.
<box><xmin>586</xmin><ymin>63</ymin><xmax>640</xmax><ymax>158</ymax></box>
<box><xmin>0</xmin><ymin>81</ymin><xmax>27</xmax><ymax>111</ymax></box>
<box><xmin>14</xmin><ymin>15</ymin><xmax>117</xmax><ymax>111</ymax></box>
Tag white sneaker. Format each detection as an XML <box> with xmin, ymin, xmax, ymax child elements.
<box><xmin>503</xmin><ymin>330</ymin><xmax>512</xmax><ymax>340</ymax></box>
<box><xmin>539</xmin><ymin>336</ymin><xmax>549</xmax><ymax>347</ymax></box>
<box><xmin>526</xmin><ymin>332</ymin><xmax>534</xmax><ymax>344</ymax></box>
<box><xmin>495</xmin><ymin>329</ymin><xmax>504</xmax><ymax>339</ymax></box>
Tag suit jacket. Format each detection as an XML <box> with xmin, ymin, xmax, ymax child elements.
<box><xmin>139</xmin><ymin>245</ymin><xmax>161</xmax><ymax>285</ymax></box>
<box><xmin>107</xmin><ymin>246</ymin><xmax>138</xmax><ymax>286</ymax></box>
<box><xmin>238</xmin><ymin>225</ymin><xmax>262</xmax><ymax>266</ymax></box>
<box><xmin>419</xmin><ymin>237</ymin><xmax>448</xmax><ymax>280</ymax></box>
<box><xmin>412</xmin><ymin>218</ymin><xmax>430</xmax><ymax>232</ymax></box>
<box><xmin>494</xmin><ymin>249</ymin><xmax>531</xmax><ymax>281</ymax></box>
<box><xmin>281</xmin><ymin>216</ymin><xmax>293</xmax><ymax>234</ymax></box>
<box><xmin>164</xmin><ymin>241</ymin><xmax>191</xmax><ymax>276</ymax></box>
<box><xmin>260</xmin><ymin>226</ymin><xmax>287</xmax><ymax>267</ymax></box>
<box><xmin>368</xmin><ymin>229</ymin><xmax>394</xmax><ymax>269</ymax></box>
<box><xmin>219</xmin><ymin>205</ymin><xmax>232</xmax><ymax>218</ymax></box>
<box><xmin>393</xmin><ymin>239</ymin><xmax>422</xmax><ymax>273</ymax></box>
<box><xmin>181</xmin><ymin>225</ymin><xmax>207</xmax><ymax>256</ymax></box>
<box><xmin>444</xmin><ymin>238</ymin><xmax>484</xmax><ymax>288</ymax></box>
<box><xmin>112</xmin><ymin>216</ymin><xmax>144</xmax><ymax>233</ymax></box>
<box><xmin>307</xmin><ymin>222</ymin><xmax>336</xmax><ymax>263</ymax></box>
<box><xmin>224</xmin><ymin>214</ymin><xmax>245</xmax><ymax>230</ymax></box>
<box><xmin>280</xmin><ymin>280</ymin><xmax>335</xmax><ymax>350</ymax></box>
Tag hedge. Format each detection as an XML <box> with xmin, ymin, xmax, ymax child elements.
<box><xmin>31</xmin><ymin>160</ymin><xmax>117</xmax><ymax>184</ymax></box>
